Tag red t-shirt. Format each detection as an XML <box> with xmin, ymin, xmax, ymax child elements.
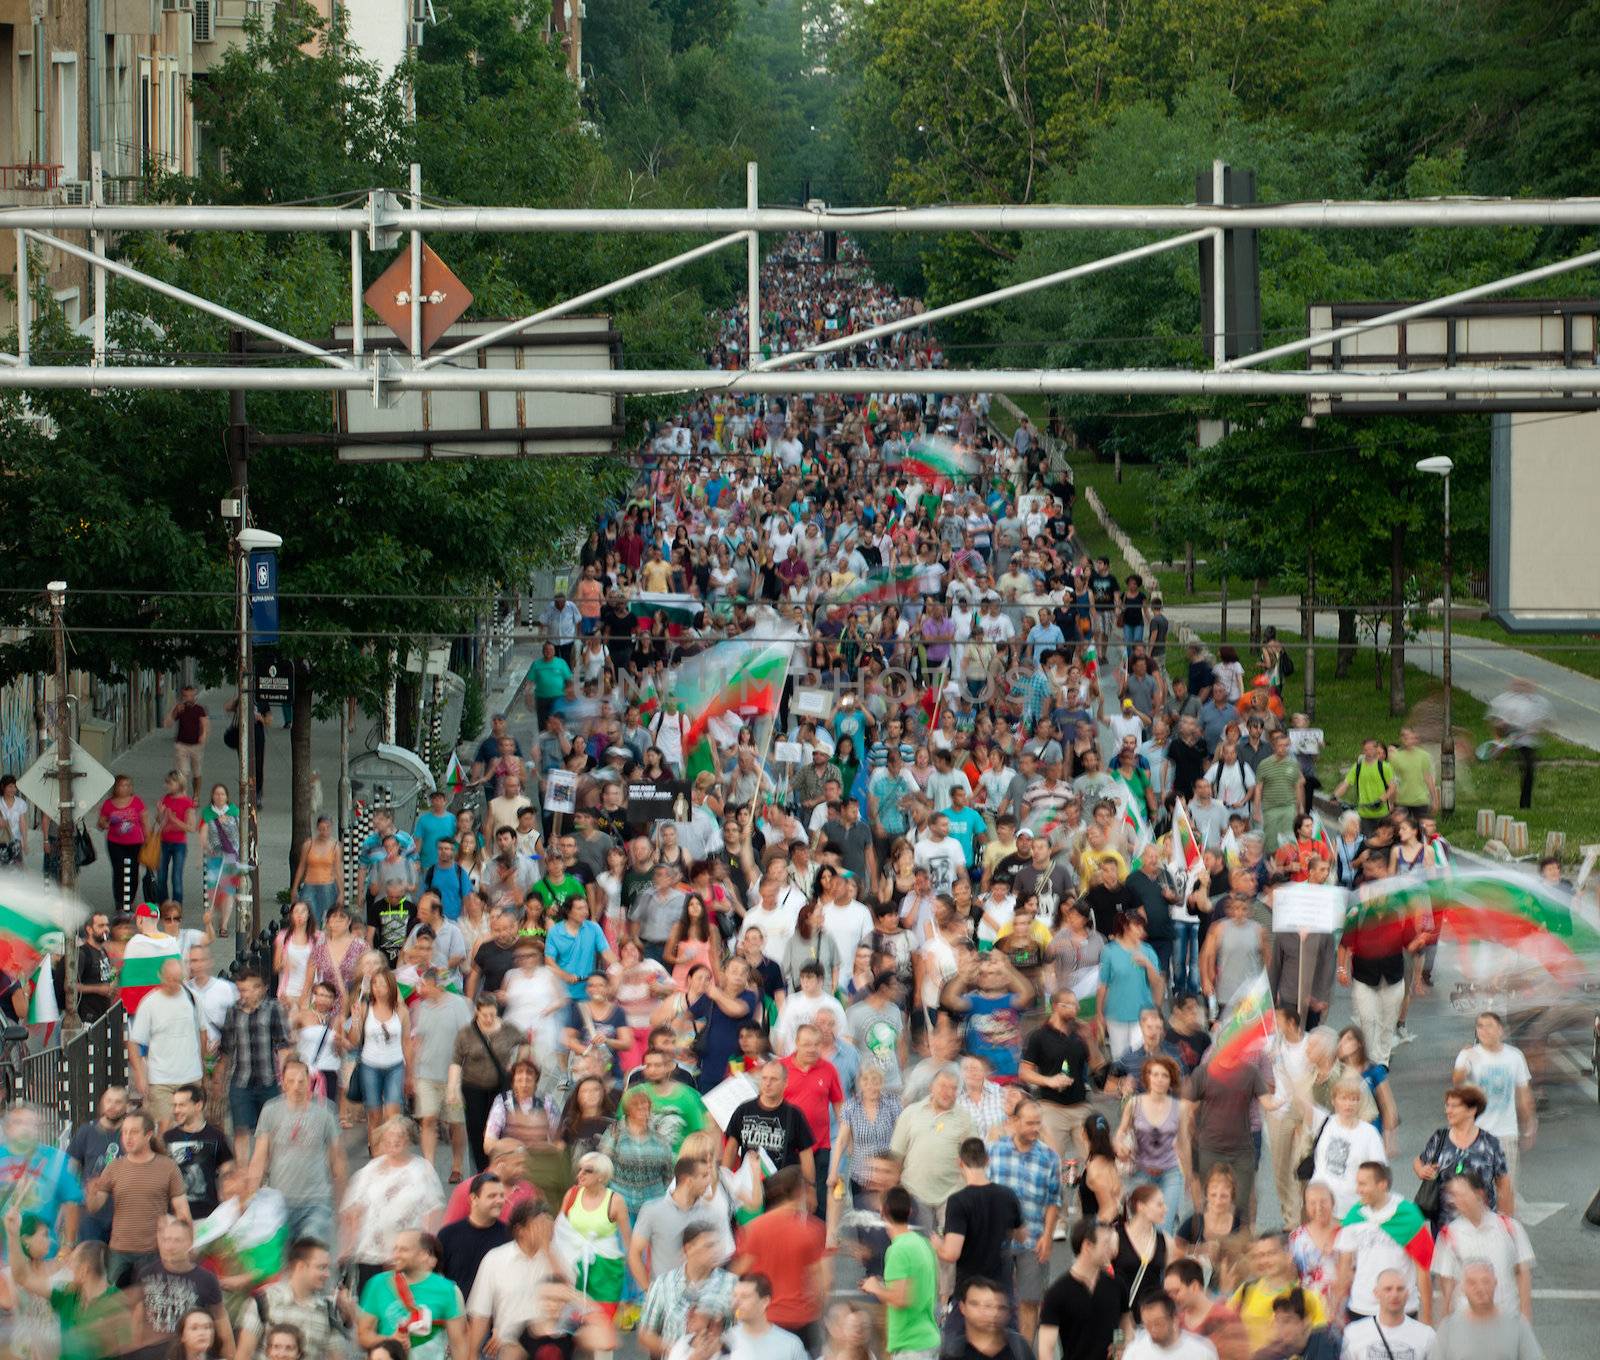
<box><xmin>737</xmin><ymin>1208</ymin><xmax>827</xmax><ymax>1328</ymax></box>
<box><xmin>159</xmin><ymin>794</ymin><xmax>196</xmax><ymax>845</ymax></box>
<box><xmin>779</xmin><ymin>1055</ymin><xmax>844</xmax><ymax>1150</ymax></box>
<box><xmin>101</xmin><ymin>796</ymin><xmax>147</xmax><ymax>845</ymax></box>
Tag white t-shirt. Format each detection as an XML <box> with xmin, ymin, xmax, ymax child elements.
<box><xmin>1336</xmin><ymin>1195</ymin><xmax>1424</xmax><ymax>1316</ymax></box>
<box><xmin>186</xmin><ymin>976</ymin><xmax>238</xmax><ymax>1047</ymax></box>
<box><xmin>728</xmin><ymin>1323</ymin><xmax>810</xmax><ymax>1360</ymax></box>
<box><xmin>1313</xmin><ymin>1117</ymin><xmax>1389</xmax><ymax>1217</ymax></box>
<box><xmin>820</xmin><ymin>900</ymin><xmax>874</xmax><ymax>973</ymax></box>
<box><xmin>129</xmin><ymin>988</ymin><xmax>204</xmax><ymax>1085</ymax></box>
<box><xmin>913</xmin><ymin>836</ymin><xmax>968</xmax><ymax>895</ymax></box>
<box><xmin>1452</xmin><ymin>1044</ymin><xmax>1530</xmax><ymax>1139</ymax></box>
<box><xmin>1122</xmin><ymin>1330</ymin><xmax>1217</xmax><ymax>1360</ymax></box>
<box><xmin>296</xmin><ymin>1019</ymin><xmax>342</xmax><ymax>1074</ymax></box>
<box><xmin>1340</xmin><ymin>1315</ymin><xmax>1435</xmax><ymax>1360</ymax></box>
<box><xmin>742</xmin><ymin>894</ymin><xmax>803</xmax><ymax>964</ymax></box>
<box><xmin>1432</xmin><ymin>1211</ymin><xmax>1534</xmax><ymax>1317</ymax></box>
<box><xmin>772</xmin><ymin>993</ymin><xmax>848</xmax><ymax>1057</ymax></box>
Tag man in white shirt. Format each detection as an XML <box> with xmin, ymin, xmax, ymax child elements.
<box><xmin>1187</xmin><ymin>779</ymin><xmax>1232</xmax><ymax>849</ymax></box>
<box><xmin>1431</xmin><ymin>1170</ymin><xmax>1534</xmax><ymax>1320</ymax></box>
<box><xmin>1451</xmin><ymin>1012</ymin><xmax>1534</xmax><ymax>1191</ymax></box>
<box><xmin>467</xmin><ymin>1200</ymin><xmax>559</xmax><ymax>1356</ymax></box>
<box><xmin>185</xmin><ymin>945</ymin><xmax>238</xmax><ymax>1053</ymax></box>
<box><xmin>771</xmin><ymin>965</ymin><xmax>848</xmax><ymax>1056</ymax></box>
<box><xmin>820</xmin><ymin>876</ymin><xmax>874</xmax><ymax>973</ymax></box>
<box><xmin>728</xmin><ymin>1275</ymin><xmax>807</xmax><ymax>1360</ymax></box>
<box><xmin>128</xmin><ymin>958</ymin><xmax>206</xmax><ymax>1128</ymax></box>
<box><xmin>1123</xmin><ymin>1291</ymin><xmax>1218</xmax><ymax>1359</ymax></box>
<box><xmin>913</xmin><ymin>812</ymin><xmax>968</xmax><ymax>896</ymax></box>
<box><xmin>1341</xmin><ymin>1269</ymin><xmax>1435</xmax><ymax>1360</ymax></box>
<box><xmin>1334</xmin><ymin>1164</ymin><xmax>1432</xmax><ymax>1327</ymax></box>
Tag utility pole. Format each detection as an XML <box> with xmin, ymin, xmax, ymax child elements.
<box><xmin>226</xmin><ymin>328</ymin><xmax>254</xmax><ymax>958</ymax></box>
<box><xmin>47</xmin><ymin>581</ymin><xmax>80</xmax><ymax>1029</ymax></box>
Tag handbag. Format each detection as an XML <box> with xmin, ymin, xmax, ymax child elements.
<box><xmin>139</xmin><ymin>828</ymin><xmax>162</xmax><ymax>873</ymax></box>
<box><xmin>345</xmin><ymin>1004</ymin><xmax>367</xmax><ymax>1102</ymax></box>
<box><xmin>74</xmin><ymin>826</ymin><xmax>97</xmax><ymax>868</ymax></box>
<box><xmin>1414</xmin><ymin>1168</ymin><xmax>1442</xmax><ymax>1219</ymax></box>
<box><xmin>1296</xmin><ymin>1117</ymin><xmax>1330</xmax><ymax>1182</ymax></box>
<box><xmin>472</xmin><ymin>1021</ymin><xmax>511</xmax><ymax>1093</ymax></box>
<box><xmin>223</xmin><ymin>722</ymin><xmax>240</xmax><ymax>750</ymax></box>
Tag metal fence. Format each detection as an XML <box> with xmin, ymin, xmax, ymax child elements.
<box><xmin>15</xmin><ymin>1005</ymin><xmax>129</xmax><ymax>1141</ymax></box>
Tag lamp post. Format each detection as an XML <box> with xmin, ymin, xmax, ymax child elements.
<box><xmin>235</xmin><ymin>526</ymin><xmax>281</xmax><ymax>956</ymax></box>
<box><xmin>1417</xmin><ymin>456</ymin><xmax>1454</xmax><ymax>815</ymax></box>
<box><xmin>47</xmin><ymin>579</ymin><xmax>80</xmax><ymax>1029</ymax></box>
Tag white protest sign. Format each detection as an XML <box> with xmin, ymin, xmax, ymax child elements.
<box><xmin>543</xmin><ymin>768</ymin><xmax>577</xmax><ymax>815</ymax></box>
<box><xmin>774</xmin><ymin>740</ymin><xmax>804</xmax><ymax>764</ymax></box>
<box><xmin>1272</xmin><ymin>882</ymin><xmax>1347</xmax><ymax>935</ymax></box>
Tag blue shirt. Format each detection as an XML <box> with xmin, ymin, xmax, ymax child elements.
<box><xmin>412</xmin><ymin>811</ymin><xmax>457</xmax><ymax>871</ymax></box>
<box><xmin>1099</xmin><ymin>939</ymin><xmax>1158</xmax><ymax>1023</ymax></box>
<box><xmin>421</xmin><ymin>862</ymin><xmax>472</xmax><ymax>920</ymax></box>
<box><xmin>964</xmin><ymin>992</ymin><xmax>1024</xmax><ymax>1077</ymax></box>
<box><xmin>544</xmin><ymin>918</ymin><xmax>610</xmax><ymax>998</ymax></box>
<box><xmin>944</xmin><ymin>806</ymin><xmax>987</xmax><ymax>865</ymax></box>
<box><xmin>1026</xmin><ymin>622</ymin><xmax>1066</xmax><ymax>664</ymax></box>
<box><xmin>987</xmin><ymin>1134</ymin><xmax>1062</xmax><ymax>1250</ymax></box>
<box><xmin>0</xmin><ymin>1144</ymin><xmax>83</xmax><ymax>1255</ymax></box>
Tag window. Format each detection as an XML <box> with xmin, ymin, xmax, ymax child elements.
<box><xmin>52</xmin><ymin>54</ymin><xmax>77</xmax><ymax>175</ymax></box>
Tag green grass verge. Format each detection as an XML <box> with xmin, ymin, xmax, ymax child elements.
<box><xmin>1171</xmin><ymin>632</ymin><xmax>1600</xmax><ymax>859</ymax></box>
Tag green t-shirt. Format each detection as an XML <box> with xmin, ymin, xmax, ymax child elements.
<box><xmin>1387</xmin><ymin>746</ymin><xmax>1434</xmax><ymax>808</ymax></box>
<box><xmin>1343</xmin><ymin>757</ymin><xmax>1393</xmax><ymax>818</ymax></box>
<box><xmin>358</xmin><ymin>1270</ymin><xmax>463</xmax><ymax>1360</ymax></box>
<box><xmin>53</xmin><ymin>1284</ymin><xmax>129</xmax><ymax>1360</ymax></box>
<box><xmin>884</xmin><ymin>1230</ymin><xmax>941</xmax><ymax>1353</ymax></box>
<box><xmin>646</xmin><ymin>1081</ymin><xmax>707</xmax><ymax>1152</ymax></box>
<box><xmin>529</xmin><ymin>655</ymin><xmax>573</xmax><ymax>700</ymax></box>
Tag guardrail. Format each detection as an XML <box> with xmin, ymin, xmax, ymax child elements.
<box><xmin>0</xmin><ymin>163</ymin><xmax>62</xmax><ymax>192</ymax></box>
<box><xmin>15</xmin><ymin>1004</ymin><xmax>128</xmax><ymax>1141</ymax></box>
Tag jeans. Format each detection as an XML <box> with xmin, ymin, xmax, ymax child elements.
<box><xmin>1123</xmin><ymin>624</ymin><xmax>1145</xmax><ymax>648</ymax></box>
<box><xmin>303</xmin><ymin>881</ymin><xmax>337</xmax><ymax>926</ymax></box>
<box><xmin>1128</xmin><ymin>1164</ymin><xmax>1184</xmax><ymax>1233</ymax></box>
<box><xmin>229</xmin><ymin>1082</ymin><xmax>281</xmax><ymax>1134</ymax></box>
<box><xmin>284</xmin><ymin>1199</ymin><xmax>337</xmax><ymax>1252</ymax></box>
<box><xmin>157</xmin><ymin>841</ymin><xmax>187</xmax><ymax>904</ymax></box>
<box><xmin>1171</xmin><ymin>921</ymin><xmax>1199</xmax><ymax>995</ymax></box>
<box><xmin>359</xmin><ymin>1061</ymin><xmax>406</xmax><ymax>1109</ymax></box>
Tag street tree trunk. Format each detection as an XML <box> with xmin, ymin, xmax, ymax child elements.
<box><xmin>289</xmin><ymin>669</ymin><xmax>313</xmax><ymax>884</ymax></box>
<box><xmin>1250</xmin><ymin>578</ymin><xmax>1262</xmax><ymax>647</ymax></box>
<box><xmin>1390</xmin><ymin>524</ymin><xmax>1407</xmax><ymax>717</ymax></box>
<box><xmin>1336</xmin><ymin>607</ymin><xmax>1357</xmax><ymax>678</ymax></box>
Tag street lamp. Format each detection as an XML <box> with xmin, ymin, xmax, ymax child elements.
<box><xmin>46</xmin><ymin>580</ymin><xmax>80</xmax><ymax>1029</ymax></box>
<box><xmin>1417</xmin><ymin>456</ymin><xmax>1455</xmax><ymax>815</ymax></box>
<box><xmin>234</xmin><ymin>527</ymin><xmax>281</xmax><ymax>954</ymax></box>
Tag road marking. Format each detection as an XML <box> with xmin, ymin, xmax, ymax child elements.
<box><xmin>1518</xmin><ymin>1201</ymin><xmax>1568</xmax><ymax>1227</ymax></box>
<box><xmin>1532</xmin><ymin>1288</ymin><xmax>1600</xmax><ymax>1300</ymax></box>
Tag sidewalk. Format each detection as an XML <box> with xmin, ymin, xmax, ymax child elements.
<box><xmin>1167</xmin><ymin>597</ymin><xmax>1600</xmax><ymax>751</ymax></box>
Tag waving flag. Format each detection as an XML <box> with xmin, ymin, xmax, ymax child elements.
<box><xmin>0</xmin><ymin>881</ymin><xmax>80</xmax><ymax>988</ymax></box>
<box><xmin>120</xmin><ymin>929</ymin><xmax>183</xmax><ymax>1015</ymax></box>
<box><xmin>1308</xmin><ymin>811</ymin><xmax>1335</xmax><ymax>861</ymax></box>
<box><xmin>194</xmin><ymin>1187</ymin><xmax>290</xmax><ymax>1285</ymax></box>
<box><xmin>828</xmin><ymin>564</ymin><xmax>919</xmax><ymax>608</ymax></box>
<box><xmin>1171</xmin><ymin>798</ymin><xmax>1203</xmax><ymax>877</ymax></box>
<box><xmin>904</xmin><ymin>436</ymin><xmax>980</xmax><ymax>489</ymax></box>
<box><xmin>1113</xmin><ymin>778</ymin><xmax>1151</xmax><ymax>857</ymax></box>
<box><xmin>1208</xmin><ymin>970</ymin><xmax>1276</xmax><ymax>1075</ymax></box>
<box><xmin>1081</xmin><ymin>642</ymin><xmax>1099</xmax><ymax>679</ymax></box>
<box><xmin>629</xmin><ymin>593</ymin><xmax>704</xmax><ymax>627</ymax></box>
<box><xmin>442</xmin><ymin>751</ymin><xmax>467</xmax><ymax>797</ymax></box>
<box><xmin>675</xmin><ymin>639</ymin><xmax>792</xmax><ymax>781</ymax></box>
<box><xmin>1340</xmin><ymin>1195</ymin><xmax>1434</xmax><ymax>1270</ymax></box>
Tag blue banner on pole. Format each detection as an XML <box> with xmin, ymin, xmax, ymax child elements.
<box><xmin>249</xmin><ymin>548</ymin><xmax>279</xmax><ymax>646</ymax></box>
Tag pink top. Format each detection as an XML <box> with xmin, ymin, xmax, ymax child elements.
<box><xmin>671</xmin><ymin>938</ymin><xmax>714</xmax><ymax>990</ymax></box>
<box><xmin>101</xmin><ymin>796</ymin><xmax>147</xmax><ymax>845</ymax></box>
<box><xmin>159</xmin><ymin>794</ymin><xmax>196</xmax><ymax>845</ymax></box>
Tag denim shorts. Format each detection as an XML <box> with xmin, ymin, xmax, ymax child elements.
<box><xmin>229</xmin><ymin>1082</ymin><xmax>281</xmax><ymax>1133</ymax></box>
<box><xmin>358</xmin><ymin>1061</ymin><xmax>406</xmax><ymax>1109</ymax></box>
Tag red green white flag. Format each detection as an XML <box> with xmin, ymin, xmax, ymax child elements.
<box><xmin>1340</xmin><ymin>1195</ymin><xmax>1434</xmax><ymax>1269</ymax></box>
<box><xmin>1208</xmin><ymin>970</ymin><xmax>1276</xmax><ymax>1075</ymax></box>
<box><xmin>442</xmin><ymin>752</ymin><xmax>467</xmax><ymax>797</ymax></box>
<box><xmin>120</xmin><ymin>930</ymin><xmax>182</xmax><ymax>1016</ymax></box>
<box><xmin>675</xmin><ymin>639</ymin><xmax>792</xmax><ymax>780</ymax></box>
<box><xmin>0</xmin><ymin>881</ymin><xmax>80</xmax><ymax>988</ymax></box>
<box><xmin>904</xmin><ymin>436</ymin><xmax>980</xmax><ymax>488</ymax></box>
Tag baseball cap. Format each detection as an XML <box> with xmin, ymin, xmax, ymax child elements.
<box><xmin>135</xmin><ymin>902</ymin><xmax>160</xmax><ymax>921</ymax></box>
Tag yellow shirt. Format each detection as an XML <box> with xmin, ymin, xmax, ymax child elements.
<box><xmin>640</xmin><ymin>559</ymin><xmax>672</xmax><ymax>592</ymax></box>
<box><xmin>1229</xmin><ymin>1278</ymin><xmax>1327</xmax><ymax>1353</ymax></box>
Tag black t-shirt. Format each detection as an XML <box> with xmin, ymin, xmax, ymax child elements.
<box><xmin>134</xmin><ymin>1262</ymin><xmax>223</xmax><ymax>1339</ymax></box>
<box><xmin>989</xmin><ymin>851</ymin><xmax>1030</xmax><ymax>891</ymax></box>
<box><xmin>749</xmin><ymin>957</ymin><xmax>786</xmax><ymax>1011</ymax></box>
<box><xmin>1038</xmin><ymin>1269</ymin><xmax>1121</xmax><ymax>1360</ymax></box>
<box><xmin>473</xmin><ymin>939</ymin><xmax>521</xmax><ymax>995</ymax></box>
<box><xmin>1088</xmin><ymin>571</ymin><xmax>1117</xmax><ymax>608</ymax></box>
<box><xmin>1167</xmin><ymin>738</ymin><xmax>1209</xmax><ymax>801</ymax></box>
<box><xmin>1021</xmin><ymin>1025</ymin><xmax>1090</xmax><ymax>1107</ymax></box>
<box><xmin>1082</xmin><ymin>882</ymin><xmax>1138</xmax><ymax>938</ymax></box>
<box><xmin>164</xmin><ymin>1122</ymin><xmax>232</xmax><ymax>1219</ymax></box>
<box><xmin>1123</xmin><ymin>870</ymin><xmax>1172</xmax><ymax>942</ymax></box>
<box><xmin>77</xmin><ymin>941</ymin><xmax>114</xmax><ymax>1023</ymax></box>
<box><xmin>944</xmin><ymin>1182</ymin><xmax>1022</xmax><ymax>1292</ymax></box>
<box><xmin>726</xmin><ymin>1097</ymin><xmax>814</xmax><ymax>1171</ymax></box>
<box><xmin>368</xmin><ymin>897</ymin><xmax>415</xmax><ymax>966</ymax></box>
<box><xmin>517</xmin><ymin>1329</ymin><xmax>579</xmax><ymax>1360</ymax></box>
<box><xmin>942</xmin><ymin>1331</ymin><xmax>1037</xmax><ymax>1360</ymax></box>
<box><xmin>438</xmin><ymin>1217</ymin><xmax>511</xmax><ymax>1298</ymax></box>
<box><xmin>1164</xmin><ymin>1022</ymin><xmax>1211</xmax><ymax>1074</ymax></box>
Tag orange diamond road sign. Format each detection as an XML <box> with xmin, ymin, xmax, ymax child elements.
<box><xmin>364</xmin><ymin>243</ymin><xmax>473</xmax><ymax>354</ymax></box>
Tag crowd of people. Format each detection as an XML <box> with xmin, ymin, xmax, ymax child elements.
<box><xmin>0</xmin><ymin>235</ymin><xmax>1565</xmax><ymax>1360</ymax></box>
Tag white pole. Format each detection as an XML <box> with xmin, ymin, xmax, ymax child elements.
<box><xmin>27</xmin><ymin>230</ymin><xmax>354</xmax><ymax>368</ymax></box>
<box><xmin>758</xmin><ymin>229</ymin><xmax>1214</xmax><ymax>371</ymax></box>
<box><xmin>1223</xmin><ymin>243</ymin><xmax>1600</xmax><ymax>371</ymax></box>
<box><xmin>417</xmin><ymin>232</ymin><xmax>748</xmax><ymax>370</ymax></box>
<box><xmin>1211</xmin><ymin>160</ymin><xmax>1226</xmax><ymax>370</ymax></box>
<box><xmin>747</xmin><ymin>161</ymin><xmax>760</xmax><ymax>365</ymax></box>
<box><xmin>91</xmin><ymin>150</ymin><xmax>105</xmax><ymax>375</ymax></box>
<box><xmin>409</xmin><ymin>163</ymin><xmax>423</xmax><ymax>358</ymax></box>
<box><xmin>14</xmin><ymin>229</ymin><xmax>27</xmax><ymax>364</ymax></box>
<box><xmin>350</xmin><ymin>229</ymin><xmax>364</xmax><ymax>358</ymax></box>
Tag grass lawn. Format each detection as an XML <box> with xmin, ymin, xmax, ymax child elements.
<box><xmin>1434</xmin><ymin>614</ymin><xmax>1600</xmax><ymax>684</ymax></box>
<box><xmin>1171</xmin><ymin>633</ymin><xmax>1600</xmax><ymax>860</ymax></box>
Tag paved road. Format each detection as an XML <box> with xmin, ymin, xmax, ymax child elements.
<box><xmin>1169</xmin><ymin>597</ymin><xmax>1600</xmax><ymax>752</ymax></box>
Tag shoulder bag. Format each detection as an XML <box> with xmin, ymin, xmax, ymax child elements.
<box><xmin>1295</xmin><ymin>1116</ymin><xmax>1330</xmax><ymax>1182</ymax></box>
<box><xmin>1413</xmin><ymin>1164</ymin><xmax>1442</xmax><ymax>1219</ymax></box>
<box><xmin>344</xmin><ymin>1004</ymin><xmax>367</xmax><ymax>1103</ymax></box>
<box><xmin>473</xmin><ymin>1022</ymin><xmax>512</xmax><ymax>1093</ymax></box>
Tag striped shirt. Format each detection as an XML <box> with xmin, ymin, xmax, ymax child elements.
<box><xmin>217</xmin><ymin>998</ymin><xmax>290</xmax><ymax>1089</ymax></box>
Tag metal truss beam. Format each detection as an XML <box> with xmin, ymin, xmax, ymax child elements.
<box><xmin>4</xmin><ymin>197</ymin><xmax>1600</xmax><ymax>235</ymax></box>
<box><xmin>3</xmin><ymin>364</ymin><xmax>1600</xmax><ymax>396</ymax></box>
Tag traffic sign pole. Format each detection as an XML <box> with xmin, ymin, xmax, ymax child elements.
<box><xmin>47</xmin><ymin>582</ymin><xmax>80</xmax><ymax>1030</ymax></box>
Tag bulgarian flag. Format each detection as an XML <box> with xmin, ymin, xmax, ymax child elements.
<box><xmin>1170</xmin><ymin>798</ymin><xmax>1203</xmax><ymax>878</ymax></box>
<box><xmin>1340</xmin><ymin>1195</ymin><xmax>1434</xmax><ymax>1270</ymax></box>
<box><xmin>0</xmin><ymin>881</ymin><xmax>79</xmax><ymax>985</ymax></box>
<box><xmin>120</xmin><ymin>930</ymin><xmax>182</xmax><ymax>1016</ymax></box>
<box><xmin>25</xmin><ymin>958</ymin><xmax>58</xmax><ymax>1032</ymax></box>
<box><xmin>1081</xmin><ymin>643</ymin><xmax>1098</xmax><ymax>678</ymax></box>
<box><xmin>1428</xmin><ymin>868</ymin><xmax>1600</xmax><ymax>985</ymax></box>
<box><xmin>629</xmin><ymin>593</ymin><xmax>704</xmax><ymax>627</ymax></box>
<box><xmin>194</xmin><ymin>1187</ymin><xmax>290</xmax><ymax>1285</ymax></box>
<box><xmin>676</xmin><ymin>639</ymin><xmax>792</xmax><ymax>781</ymax></box>
<box><xmin>829</xmin><ymin>564</ymin><xmax>918</xmax><ymax>608</ymax></box>
<box><xmin>1309</xmin><ymin>811</ymin><xmax>1336</xmax><ymax>861</ymax></box>
<box><xmin>1114</xmin><ymin>779</ymin><xmax>1151</xmax><ymax>856</ymax></box>
<box><xmin>1208</xmin><ymin>970</ymin><xmax>1276</xmax><ymax>1075</ymax></box>
<box><xmin>442</xmin><ymin>751</ymin><xmax>467</xmax><ymax>797</ymax></box>
<box><xmin>904</xmin><ymin>435</ymin><xmax>980</xmax><ymax>489</ymax></box>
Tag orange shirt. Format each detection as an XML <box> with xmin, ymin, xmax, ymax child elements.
<box><xmin>575</xmin><ymin>577</ymin><xmax>602</xmax><ymax>620</ymax></box>
<box><xmin>737</xmin><ymin>1207</ymin><xmax>828</xmax><ymax>1327</ymax></box>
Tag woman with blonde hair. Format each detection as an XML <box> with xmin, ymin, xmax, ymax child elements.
<box><xmin>553</xmin><ymin>1151</ymin><xmax>631</xmax><ymax>1318</ymax></box>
